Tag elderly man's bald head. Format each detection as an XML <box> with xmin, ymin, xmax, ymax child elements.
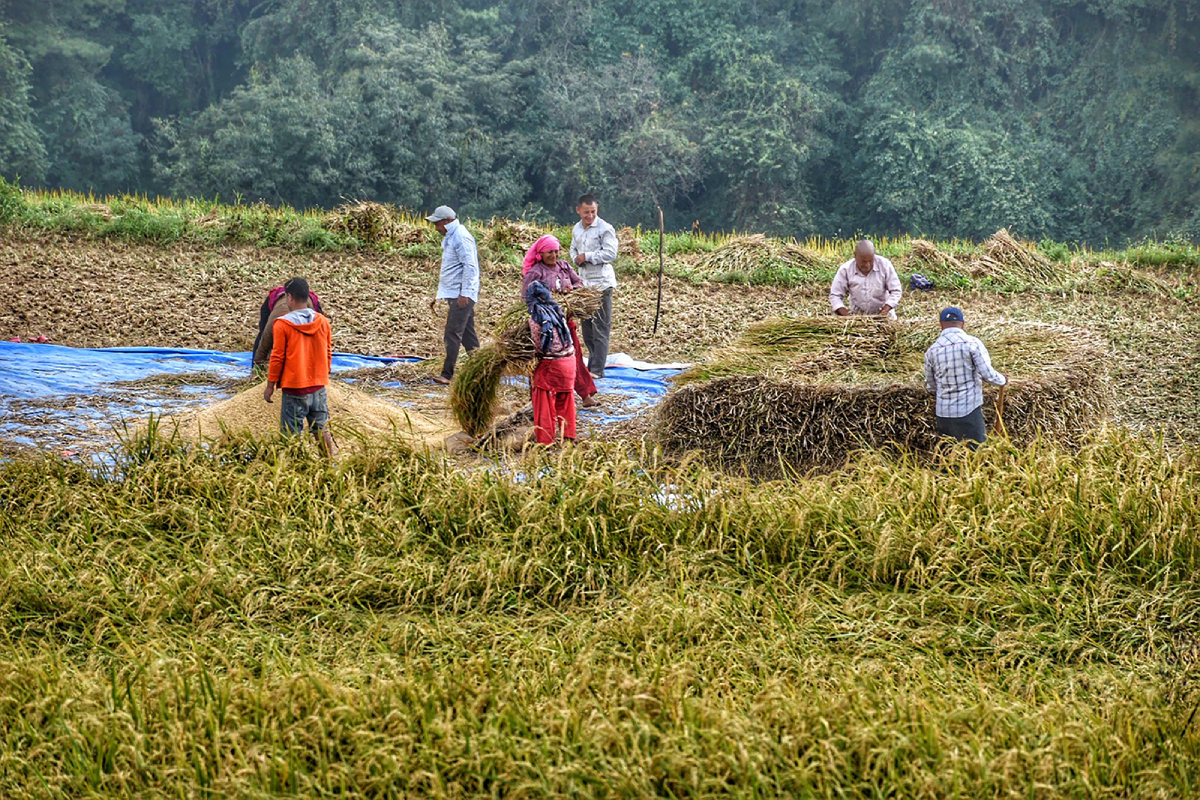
<box><xmin>854</xmin><ymin>239</ymin><xmax>876</xmax><ymax>273</ymax></box>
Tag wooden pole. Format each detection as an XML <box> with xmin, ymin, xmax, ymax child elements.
<box><xmin>653</xmin><ymin>206</ymin><xmax>664</xmax><ymax>335</ymax></box>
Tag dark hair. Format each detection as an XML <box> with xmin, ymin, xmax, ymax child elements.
<box><xmin>284</xmin><ymin>276</ymin><xmax>310</xmax><ymax>303</ymax></box>
<box><xmin>576</xmin><ymin>193</ymin><xmax>597</xmax><ymax>208</ymax></box>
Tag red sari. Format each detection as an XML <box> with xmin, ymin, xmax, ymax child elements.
<box><xmin>531</xmin><ymin>356</ymin><xmax>576</xmax><ymax>444</ymax></box>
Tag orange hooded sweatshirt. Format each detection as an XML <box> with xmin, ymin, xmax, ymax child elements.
<box><xmin>267</xmin><ymin>308</ymin><xmax>332</xmax><ymax>391</ymax></box>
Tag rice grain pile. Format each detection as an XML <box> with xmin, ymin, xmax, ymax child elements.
<box><xmin>159</xmin><ymin>380</ymin><xmax>457</xmax><ymax>450</ymax></box>
<box><xmin>656</xmin><ymin>316</ymin><xmax>1109</xmax><ymax>474</ymax></box>
<box><xmin>695</xmin><ymin>234</ymin><xmax>823</xmax><ymax>277</ymax></box>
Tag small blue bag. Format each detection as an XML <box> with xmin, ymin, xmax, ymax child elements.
<box><xmin>909</xmin><ymin>273</ymin><xmax>935</xmax><ymax>292</ymax></box>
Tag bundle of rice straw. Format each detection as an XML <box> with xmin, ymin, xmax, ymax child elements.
<box><xmin>326</xmin><ymin>201</ymin><xmax>428</xmax><ymax>246</ymax></box>
<box><xmin>483</xmin><ymin>217</ymin><xmax>545</xmax><ymax>250</ymax></box>
<box><xmin>655</xmin><ymin>316</ymin><xmax>1109</xmax><ymax>475</ymax></box>
<box><xmin>695</xmin><ymin>234</ymin><xmax>823</xmax><ymax>278</ymax></box>
<box><xmin>908</xmin><ymin>238</ymin><xmax>967</xmax><ymax>275</ymax></box>
<box><xmin>450</xmin><ymin>288</ymin><xmax>603</xmax><ymax>437</ymax></box>
<box><xmin>969</xmin><ymin>229</ymin><xmax>1071</xmax><ymax>286</ymax></box>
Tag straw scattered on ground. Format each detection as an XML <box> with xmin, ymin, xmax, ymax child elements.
<box><xmin>158</xmin><ymin>380</ymin><xmax>458</xmax><ymax>451</ymax></box>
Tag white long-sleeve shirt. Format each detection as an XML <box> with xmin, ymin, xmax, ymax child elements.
<box><xmin>435</xmin><ymin>220</ymin><xmax>480</xmax><ymax>302</ymax></box>
<box><xmin>569</xmin><ymin>217</ymin><xmax>619</xmax><ymax>291</ymax></box>
<box><xmin>924</xmin><ymin>327</ymin><xmax>1007</xmax><ymax>418</ymax></box>
<box><xmin>829</xmin><ymin>256</ymin><xmax>902</xmax><ymax>315</ymax></box>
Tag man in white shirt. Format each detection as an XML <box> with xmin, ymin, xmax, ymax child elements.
<box><xmin>829</xmin><ymin>239</ymin><xmax>902</xmax><ymax>318</ymax></box>
<box><xmin>923</xmin><ymin>306</ymin><xmax>1008</xmax><ymax>448</ymax></box>
<box><xmin>426</xmin><ymin>205</ymin><xmax>480</xmax><ymax>384</ymax></box>
<box><xmin>569</xmin><ymin>194</ymin><xmax>619</xmax><ymax>379</ymax></box>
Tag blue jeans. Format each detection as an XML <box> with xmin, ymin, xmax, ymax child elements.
<box><xmin>280</xmin><ymin>387</ymin><xmax>329</xmax><ymax>435</ymax></box>
<box><xmin>936</xmin><ymin>406</ymin><xmax>986</xmax><ymax>449</ymax></box>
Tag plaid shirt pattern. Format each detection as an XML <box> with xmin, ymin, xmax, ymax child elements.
<box><xmin>924</xmin><ymin>327</ymin><xmax>1007</xmax><ymax>418</ymax></box>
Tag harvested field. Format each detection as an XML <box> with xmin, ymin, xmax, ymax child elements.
<box><xmin>657</xmin><ymin>317</ymin><xmax>1109</xmax><ymax>472</ymax></box>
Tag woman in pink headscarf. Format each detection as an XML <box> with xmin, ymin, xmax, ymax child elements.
<box><xmin>521</xmin><ymin>235</ymin><xmax>598</xmax><ymax>407</ymax></box>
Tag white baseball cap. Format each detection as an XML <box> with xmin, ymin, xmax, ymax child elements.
<box><xmin>425</xmin><ymin>205</ymin><xmax>456</xmax><ymax>223</ymax></box>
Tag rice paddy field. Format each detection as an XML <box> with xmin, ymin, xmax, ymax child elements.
<box><xmin>3</xmin><ymin>184</ymin><xmax>1200</xmax><ymax>796</ymax></box>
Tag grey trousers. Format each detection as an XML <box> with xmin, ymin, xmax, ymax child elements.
<box><xmin>441</xmin><ymin>298</ymin><xmax>479</xmax><ymax>380</ymax></box>
<box><xmin>581</xmin><ymin>287</ymin><xmax>613</xmax><ymax>378</ymax></box>
<box><xmin>936</xmin><ymin>406</ymin><xmax>987</xmax><ymax>449</ymax></box>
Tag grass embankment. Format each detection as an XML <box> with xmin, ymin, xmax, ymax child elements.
<box><xmin>4</xmin><ymin>178</ymin><xmax>1198</xmax><ymax>294</ymax></box>
<box><xmin>1</xmin><ymin>433</ymin><xmax>1198</xmax><ymax>795</ymax></box>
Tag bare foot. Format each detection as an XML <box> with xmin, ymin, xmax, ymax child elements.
<box><xmin>579</xmin><ymin>394</ymin><xmax>600</xmax><ymax>408</ymax></box>
<box><xmin>433</xmin><ymin>375</ymin><xmax>451</xmax><ymax>385</ymax></box>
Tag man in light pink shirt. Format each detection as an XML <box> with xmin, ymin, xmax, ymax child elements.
<box><xmin>829</xmin><ymin>239</ymin><xmax>902</xmax><ymax>318</ymax></box>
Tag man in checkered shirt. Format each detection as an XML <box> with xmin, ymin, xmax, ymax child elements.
<box><xmin>923</xmin><ymin>307</ymin><xmax>1007</xmax><ymax>447</ymax></box>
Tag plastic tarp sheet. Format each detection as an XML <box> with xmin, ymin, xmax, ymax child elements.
<box><xmin>0</xmin><ymin>342</ymin><xmax>684</xmax><ymax>450</ymax></box>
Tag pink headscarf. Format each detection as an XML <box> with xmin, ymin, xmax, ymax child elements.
<box><xmin>522</xmin><ymin>235</ymin><xmax>562</xmax><ymax>275</ymax></box>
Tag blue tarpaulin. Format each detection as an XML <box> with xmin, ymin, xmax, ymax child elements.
<box><xmin>0</xmin><ymin>342</ymin><xmax>682</xmax><ymax>451</ymax></box>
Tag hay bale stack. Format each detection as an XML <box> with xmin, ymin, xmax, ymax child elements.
<box><xmin>970</xmin><ymin>229</ymin><xmax>1070</xmax><ymax>286</ymax></box>
<box><xmin>695</xmin><ymin>234</ymin><xmax>823</xmax><ymax>278</ymax></box>
<box><xmin>158</xmin><ymin>380</ymin><xmax>457</xmax><ymax>450</ymax></box>
<box><xmin>655</xmin><ymin>316</ymin><xmax>1109</xmax><ymax>474</ymax></box>
<box><xmin>449</xmin><ymin>288</ymin><xmax>603</xmax><ymax>438</ymax></box>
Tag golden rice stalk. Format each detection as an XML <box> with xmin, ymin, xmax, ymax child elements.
<box><xmin>617</xmin><ymin>226</ymin><xmax>642</xmax><ymax>257</ymax></box>
<box><xmin>449</xmin><ymin>344</ymin><xmax>505</xmax><ymax>437</ymax></box>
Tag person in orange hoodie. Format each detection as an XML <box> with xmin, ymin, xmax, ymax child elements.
<box><xmin>263</xmin><ymin>277</ymin><xmax>335</xmax><ymax>454</ymax></box>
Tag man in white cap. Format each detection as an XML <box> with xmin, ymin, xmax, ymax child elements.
<box><xmin>924</xmin><ymin>306</ymin><xmax>1007</xmax><ymax>448</ymax></box>
<box><xmin>829</xmin><ymin>239</ymin><xmax>902</xmax><ymax>319</ymax></box>
<box><xmin>426</xmin><ymin>205</ymin><xmax>480</xmax><ymax>384</ymax></box>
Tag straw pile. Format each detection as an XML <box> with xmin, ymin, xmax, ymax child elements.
<box><xmin>969</xmin><ymin>229</ymin><xmax>1070</xmax><ymax>285</ymax></box>
<box><xmin>909</xmin><ymin>238</ymin><xmax>967</xmax><ymax>275</ymax></box>
<box><xmin>695</xmin><ymin>234</ymin><xmax>822</xmax><ymax>277</ymax></box>
<box><xmin>617</xmin><ymin>227</ymin><xmax>641</xmax><ymax>257</ymax></box>
<box><xmin>483</xmin><ymin>218</ymin><xmax>544</xmax><ymax>251</ymax></box>
<box><xmin>326</xmin><ymin>201</ymin><xmax>428</xmax><ymax>246</ymax></box>
<box><xmin>656</xmin><ymin>316</ymin><xmax>1109</xmax><ymax>474</ymax></box>
<box><xmin>450</xmin><ymin>288</ymin><xmax>603</xmax><ymax>438</ymax></box>
<box><xmin>158</xmin><ymin>380</ymin><xmax>457</xmax><ymax>450</ymax></box>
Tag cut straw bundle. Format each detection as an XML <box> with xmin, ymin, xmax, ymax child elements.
<box><xmin>483</xmin><ymin>218</ymin><xmax>545</xmax><ymax>251</ymax></box>
<box><xmin>695</xmin><ymin>234</ymin><xmax>822</xmax><ymax>277</ymax></box>
<box><xmin>450</xmin><ymin>287</ymin><xmax>603</xmax><ymax>437</ymax></box>
<box><xmin>326</xmin><ymin>201</ymin><xmax>428</xmax><ymax>246</ymax></box>
<box><xmin>656</xmin><ymin>316</ymin><xmax>1109</xmax><ymax>474</ymax></box>
<box><xmin>970</xmin><ymin>229</ymin><xmax>1070</xmax><ymax>286</ymax></box>
<box><xmin>909</xmin><ymin>238</ymin><xmax>966</xmax><ymax>275</ymax></box>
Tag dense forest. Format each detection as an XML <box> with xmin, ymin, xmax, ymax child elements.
<box><xmin>1</xmin><ymin>0</ymin><xmax>1197</xmax><ymax>242</ymax></box>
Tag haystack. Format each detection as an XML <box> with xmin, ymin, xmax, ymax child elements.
<box><xmin>969</xmin><ymin>229</ymin><xmax>1070</xmax><ymax>286</ymax></box>
<box><xmin>695</xmin><ymin>234</ymin><xmax>823</xmax><ymax>278</ymax></box>
<box><xmin>655</xmin><ymin>316</ymin><xmax>1109</xmax><ymax>473</ymax></box>
<box><xmin>326</xmin><ymin>201</ymin><xmax>428</xmax><ymax>246</ymax></box>
<box><xmin>909</xmin><ymin>238</ymin><xmax>967</xmax><ymax>275</ymax></box>
<box><xmin>483</xmin><ymin>217</ymin><xmax>545</xmax><ymax>251</ymax></box>
<box><xmin>450</xmin><ymin>288</ymin><xmax>603</xmax><ymax>438</ymax></box>
<box><xmin>158</xmin><ymin>380</ymin><xmax>457</xmax><ymax>451</ymax></box>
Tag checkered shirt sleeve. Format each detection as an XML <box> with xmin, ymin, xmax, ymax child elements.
<box><xmin>924</xmin><ymin>329</ymin><xmax>1007</xmax><ymax>418</ymax></box>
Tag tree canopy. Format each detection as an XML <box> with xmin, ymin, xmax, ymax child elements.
<box><xmin>1</xmin><ymin>0</ymin><xmax>1197</xmax><ymax>242</ymax></box>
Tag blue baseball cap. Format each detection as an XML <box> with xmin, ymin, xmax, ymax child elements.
<box><xmin>939</xmin><ymin>306</ymin><xmax>964</xmax><ymax>322</ymax></box>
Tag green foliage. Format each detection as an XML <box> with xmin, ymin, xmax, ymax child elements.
<box><xmin>1</xmin><ymin>0</ymin><xmax>1198</xmax><ymax>242</ymax></box>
